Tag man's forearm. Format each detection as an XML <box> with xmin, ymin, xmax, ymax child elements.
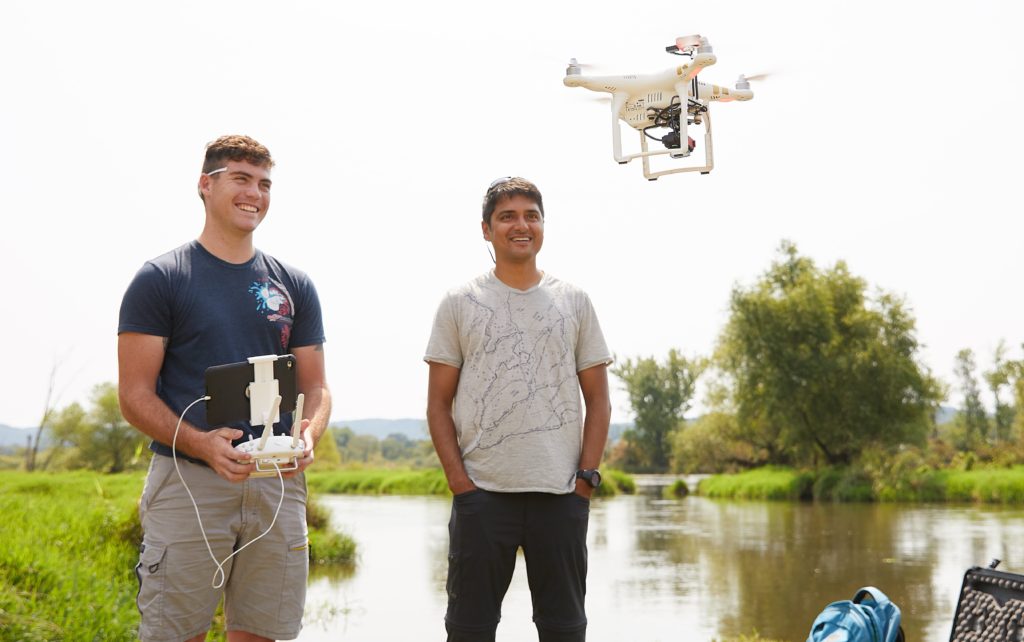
<box><xmin>427</xmin><ymin>408</ymin><xmax>474</xmax><ymax>492</ymax></box>
<box><xmin>578</xmin><ymin>404</ymin><xmax>610</xmax><ymax>470</ymax></box>
<box><xmin>300</xmin><ymin>386</ymin><xmax>331</xmax><ymax>446</ymax></box>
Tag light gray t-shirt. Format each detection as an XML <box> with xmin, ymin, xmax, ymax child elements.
<box><xmin>424</xmin><ymin>271</ymin><xmax>612</xmax><ymax>493</ymax></box>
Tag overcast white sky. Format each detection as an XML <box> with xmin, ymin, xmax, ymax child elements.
<box><xmin>1</xmin><ymin>0</ymin><xmax>1021</xmax><ymax>429</ymax></box>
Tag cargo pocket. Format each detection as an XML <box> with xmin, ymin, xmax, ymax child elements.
<box><xmin>135</xmin><ymin>542</ymin><xmax>167</xmax><ymax>625</ymax></box>
<box><xmin>278</xmin><ymin>535</ymin><xmax>309</xmax><ymax>629</ymax></box>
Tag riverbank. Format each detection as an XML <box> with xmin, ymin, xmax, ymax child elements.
<box><xmin>306</xmin><ymin>466</ymin><xmax>637</xmax><ymax>497</ymax></box>
<box><xmin>699</xmin><ymin>464</ymin><xmax>1024</xmax><ymax>502</ymax></box>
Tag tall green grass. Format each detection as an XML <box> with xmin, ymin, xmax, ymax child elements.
<box><xmin>0</xmin><ymin>470</ymin><xmax>356</xmax><ymax>641</ymax></box>
<box><xmin>943</xmin><ymin>467</ymin><xmax>1024</xmax><ymax>503</ymax></box>
<box><xmin>699</xmin><ymin>466</ymin><xmax>814</xmax><ymax>501</ymax></box>
<box><xmin>600</xmin><ymin>469</ymin><xmax>635</xmax><ymax>496</ymax></box>
<box><xmin>308</xmin><ymin>467</ymin><xmax>450</xmax><ymax>495</ymax></box>
<box><xmin>0</xmin><ymin>471</ymin><xmax>144</xmax><ymax>641</ymax></box>
<box><xmin>699</xmin><ymin>464</ymin><xmax>1024</xmax><ymax>503</ymax></box>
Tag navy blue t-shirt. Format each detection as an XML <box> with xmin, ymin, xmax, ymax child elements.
<box><xmin>118</xmin><ymin>240</ymin><xmax>326</xmax><ymax>458</ymax></box>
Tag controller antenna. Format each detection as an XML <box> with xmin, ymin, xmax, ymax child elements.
<box><xmin>292</xmin><ymin>393</ymin><xmax>305</xmax><ymax>449</ymax></box>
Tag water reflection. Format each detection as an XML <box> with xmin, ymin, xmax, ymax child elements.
<box><xmin>299</xmin><ymin>480</ymin><xmax>1024</xmax><ymax>641</ymax></box>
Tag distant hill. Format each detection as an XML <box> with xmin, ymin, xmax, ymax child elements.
<box><xmin>0</xmin><ymin>425</ymin><xmax>39</xmax><ymax>449</ymax></box>
<box><xmin>935</xmin><ymin>405</ymin><xmax>957</xmax><ymax>426</ymax></box>
<box><xmin>328</xmin><ymin>419</ymin><xmax>635</xmax><ymax>443</ymax></box>
<box><xmin>330</xmin><ymin>418</ymin><xmax>429</xmax><ymax>441</ymax></box>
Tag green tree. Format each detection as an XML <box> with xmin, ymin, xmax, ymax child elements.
<box><xmin>44</xmin><ymin>383</ymin><xmax>147</xmax><ymax>472</ymax></box>
<box><xmin>985</xmin><ymin>340</ymin><xmax>1016</xmax><ymax>443</ymax></box>
<box><xmin>954</xmin><ymin>348</ymin><xmax>989</xmax><ymax>447</ymax></box>
<box><xmin>42</xmin><ymin>401</ymin><xmax>88</xmax><ymax>470</ymax></box>
<box><xmin>345</xmin><ymin>434</ymin><xmax>381</xmax><ymax>463</ymax></box>
<box><xmin>671</xmin><ymin>412</ymin><xmax>761</xmax><ymax>473</ymax></box>
<box><xmin>716</xmin><ymin>241</ymin><xmax>943</xmax><ymax>466</ymax></box>
<box><xmin>612</xmin><ymin>349</ymin><xmax>704</xmax><ymax>471</ymax></box>
<box><xmin>312</xmin><ymin>426</ymin><xmax>342</xmax><ymax>468</ymax></box>
<box><xmin>332</xmin><ymin>425</ymin><xmax>355</xmax><ymax>450</ymax></box>
<box><xmin>381</xmin><ymin>433</ymin><xmax>416</xmax><ymax>460</ymax></box>
<box><xmin>80</xmin><ymin>383</ymin><xmax>147</xmax><ymax>472</ymax></box>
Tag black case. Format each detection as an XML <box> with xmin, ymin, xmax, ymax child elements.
<box><xmin>949</xmin><ymin>562</ymin><xmax>1024</xmax><ymax>641</ymax></box>
<box><xmin>204</xmin><ymin>355</ymin><xmax>297</xmax><ymax>427</ymax></box>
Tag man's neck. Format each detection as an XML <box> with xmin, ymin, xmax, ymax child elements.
<box><xmin>493</xmin><ymin>262</ymin><xmax>543</xmax><ymax>291</ymax></box>
<box><xmin>197</xmin><ymin>227</ymin><xmax>255</xmax><ymax>264</ymax></box>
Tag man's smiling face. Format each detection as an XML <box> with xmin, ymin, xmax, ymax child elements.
<box><xmin>200</xmin><ymin>160</ymin><xmax>272</xmax><ymax>236</ymax></box>
<box><xmin>482</xmin><ymin>194</ymin><xmax>545</xmax><ymax>265</ymax></box>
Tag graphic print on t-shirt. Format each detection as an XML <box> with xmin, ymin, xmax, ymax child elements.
<box><xmin>465</xmin><ymin>291</ymin><xmax>579</xmax><ymax>452</ymax></box>
<box><xmin>248</xmin><ymin>278</ymin><xmax>294</xmax><ymax>348</ymax></box>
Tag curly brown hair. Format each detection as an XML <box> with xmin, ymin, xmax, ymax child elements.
<box><xmin>201</xmin><ymin>134</ymin><xmax>274</xmax><ymax>174</ymax></box>
<box><xmin>481</xmin><ymin>177</ymin><xmax>544</xmax><ymax>225</ymax></box>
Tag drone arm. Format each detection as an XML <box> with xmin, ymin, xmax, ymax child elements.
<box><xmin>610</xmin><ymin>93</ymin><xmax>628</xmax><ymax>162</ymax></box>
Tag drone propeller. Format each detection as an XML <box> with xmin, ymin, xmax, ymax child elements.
<box><xmin>735</xmin><ymin>72</ymin><xmax>772</xmax><ymax>90</ymax></box>
<box><xmin>566</xmin><ymin>58</ymin><xmax>615</xmax><ymax>74</ymax></box>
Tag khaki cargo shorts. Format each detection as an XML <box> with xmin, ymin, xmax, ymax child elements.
<box><xmin>135</xmin><ymin>454</ymin><xmax>309</xmax><ymax>641</ymax></box>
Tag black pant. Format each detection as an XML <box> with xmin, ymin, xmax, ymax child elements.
<box><xmin>444</xmin><ymin>490</ymin><xmax>590</xmax><ymax>642</ymax></box>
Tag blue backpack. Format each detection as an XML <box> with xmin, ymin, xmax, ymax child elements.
<box><xmin>806</xmin><ymin>586</ymin><xmax>905</xmax><ymax>642</ymax></box>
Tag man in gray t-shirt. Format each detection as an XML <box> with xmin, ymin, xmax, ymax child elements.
<box><xmin>424</xmin><ymin>177</ymin><xmax>612</xmax><ymax>642</ymax></box>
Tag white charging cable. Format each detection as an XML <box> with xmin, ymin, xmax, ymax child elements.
<box><xmin>172</xmin><ymin>395</ymin><xmax>287</xmax><ymax>589</ymax></box>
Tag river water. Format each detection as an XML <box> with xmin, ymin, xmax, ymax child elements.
<box><xmin>298</xmin><ymin>477</ymin><xmax>1024</xmax><ymax>641</ymax></box>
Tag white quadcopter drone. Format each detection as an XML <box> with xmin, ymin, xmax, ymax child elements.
<box><xmin>564</xmin><ymin>35</ymin><xmax>754</xmax><ymax>180</ymax></box>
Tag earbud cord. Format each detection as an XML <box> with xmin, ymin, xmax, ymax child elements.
<box><xmin>173</xmin><ymin>395</ymin><xmax>286</xmax><ymax>589</ymax></box>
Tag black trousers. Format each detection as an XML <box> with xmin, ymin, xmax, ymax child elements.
<box><xmin>444</xmin><ymin>489</ymin><xmax>590</xmax><ymax>642</ymax></box>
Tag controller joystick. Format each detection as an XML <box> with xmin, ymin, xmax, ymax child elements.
<box><xmin>235</xmin><ymin>392</ymin><xmax>306</xmax><ymax>477</ymax></box>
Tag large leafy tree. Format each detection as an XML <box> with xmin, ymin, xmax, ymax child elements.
<box><xmin>612</xmin><ymin>349</ymin><xmax>704</xmax><ymax>471</ymax></box>
<box><xmin>80</xmin><ymin>383</ymin><xmax>147</xmax><ymax>472</ymax></box>
<box><xmin>717</xmin><ymin>241</ymin><xmax>943</xmax><ymax>466</ymax></box>
<box><xmin>43</xmin><ymin>383</ymin><xmax>147</xmax><ymax>472</ymax></box>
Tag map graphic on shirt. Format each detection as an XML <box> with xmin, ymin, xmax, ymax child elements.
<box><xmin>463</xmin><ymin>288</ymin><xmax>579</xmax><ymax>452</ymax></box>
<box><xmin>425</xmin><ymin>272</ymin><xmax>611</xmax><ymax>493</ymax></box>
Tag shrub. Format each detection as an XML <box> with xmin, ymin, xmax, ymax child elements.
<box><xmin>663</xmin><ymin>479</ymin><xmax>689</xmax><ymax>498</ymax></box>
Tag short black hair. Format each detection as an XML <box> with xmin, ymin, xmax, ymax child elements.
<box><xmin>481</xmin><ymin>177</ymin><xmax>544</xmax><ymax>225</ymax></box>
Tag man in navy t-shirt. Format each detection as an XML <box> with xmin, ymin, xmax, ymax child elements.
<box><xmin>118</xmin><ymin>135</ymin><xmax>330</xmax><ymax>642</ymax></box>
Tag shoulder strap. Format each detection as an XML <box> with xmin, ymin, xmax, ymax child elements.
<box><xmin>854</xmin><ymin>586</ymin><xmax>903</xmax><ymax>642</ymax></box>
<box><xmin>853</xmin><ymin>586</ymin><xmax>891</xmax><ymax>606</ymax></box>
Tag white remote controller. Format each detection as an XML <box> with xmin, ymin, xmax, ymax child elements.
<box><xmin>236</xmin><ymin>436</ymin><xmax>305</xmax><ymax>476</ymax></box>
<box><xmin>236</xmin><ymin>392</ymin><xmax>305</xmax><ymax>477</ymax></box>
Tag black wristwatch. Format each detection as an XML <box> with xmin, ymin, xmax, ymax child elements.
<box><xmin>576</xmin><ymin>469</ymin><xmax>602</xmax><ymax>488</ymax></box>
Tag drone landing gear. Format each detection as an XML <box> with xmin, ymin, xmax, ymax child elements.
<box><xmin>639</xmin><ymin>110</ymin><xmax>714</xmax><ymax>180</ymax></box>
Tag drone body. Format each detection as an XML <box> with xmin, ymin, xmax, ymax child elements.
<box><xmin>564</xmin><ymin>36</ymin><xmax>754</xmax><ymax>180</ymax></box>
